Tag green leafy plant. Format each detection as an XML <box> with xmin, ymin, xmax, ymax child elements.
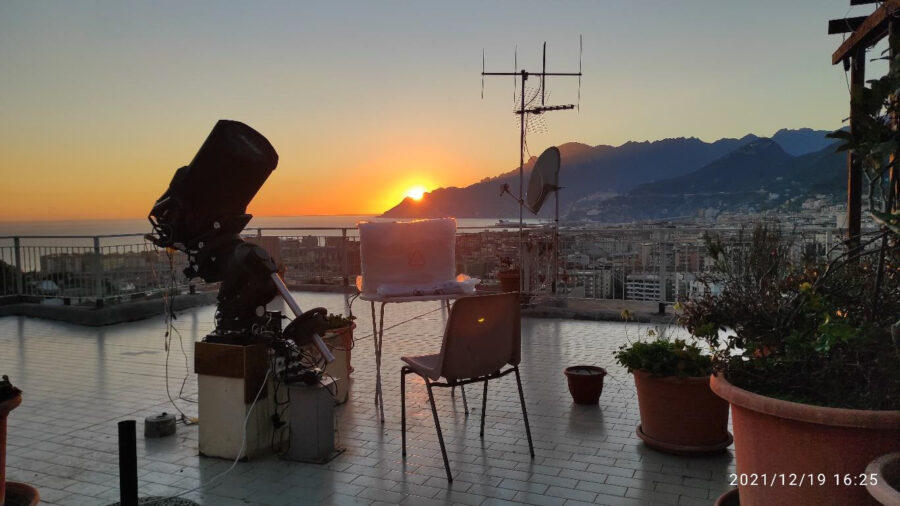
<box><xmin>614</xmin><ymin>307</ymin><xmax>713</xmax><ymax>378</ymax></box>
<box><xmin>322</xmin><ymin>313</ymin><xmax>355</xmax><ymax>331</ymax></box>
<box><xmin>614</xmin><ymin>339</ymin><xmax>713</xmax><ymax>378</ymax></box>
<box><xmin>499</xmin><ymin>256</ymin><xmax>517</xmax><ymax>272</ymax></box>
<box><xmin>680</xmin><ymin>224</ymin><xmax>900</xmax><ymax>410</ymax></box>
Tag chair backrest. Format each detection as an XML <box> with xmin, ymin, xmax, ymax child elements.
<box><xmin>437</xmin><ymin>292</ymin><xmax>521</xmax><ymax>381</ymax></box>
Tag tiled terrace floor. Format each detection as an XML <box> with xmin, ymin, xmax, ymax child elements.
<box><xmin>1</xmin><ymin>293</ymin><xmax>734</xmax><ymax>505</ymax></box>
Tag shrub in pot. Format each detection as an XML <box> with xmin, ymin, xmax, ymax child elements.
<box><xmin>614</xmin><ymin>331</ymin><xmax>731</xmax><ymax>455</ymax></box>
<box><xmin>681</xmin><ymin>225</ymin><xmax>900</xmax><ymax>506</ymax></box>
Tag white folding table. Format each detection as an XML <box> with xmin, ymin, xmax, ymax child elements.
<box><xmin>359</xmin><ymin>292</ymin><xmax>467</xmax><ymax>422</ymax></box>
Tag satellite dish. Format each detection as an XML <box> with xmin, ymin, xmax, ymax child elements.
<box><xmin>525</xmin><ymin>146</ymin><xmax>561</xmax><ymax>214</ymax></box>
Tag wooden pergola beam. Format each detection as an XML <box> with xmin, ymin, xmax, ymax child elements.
<box><xmin>829</xmin><ymin>16</ymin><xmax>870</xmax><ymax>35</ymax></box>
<box><xmin>832</xmin><ymin>0</ymin><xmax>900</xmax><ymax>64</ymax></box>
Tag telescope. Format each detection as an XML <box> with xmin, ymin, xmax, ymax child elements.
<box><xmin>147</xmin><ymin>119</ymin><xmax>334</xmax><ymax>362</ymax></box>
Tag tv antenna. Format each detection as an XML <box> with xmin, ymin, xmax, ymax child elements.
<box><xmin>482</xmin><ymin>37</ymin><xmax>583</xmax><ymax>293</ymax></box>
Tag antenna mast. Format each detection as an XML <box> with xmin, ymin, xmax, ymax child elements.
<box><xmin>482</xmin><ymin>37</ymin><xmax>583</xmax><ymax>293</ymax></box>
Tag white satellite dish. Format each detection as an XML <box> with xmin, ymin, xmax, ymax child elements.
<box><xmin>525</xmin><ymin>146</ymin><xmax>561</xmax><ymax>214</ymax></box>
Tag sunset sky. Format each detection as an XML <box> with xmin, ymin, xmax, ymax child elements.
<box><xmin>0</xmin><ymin>1</ymin><xmax>877</xmax><ymax>221</ymax></box>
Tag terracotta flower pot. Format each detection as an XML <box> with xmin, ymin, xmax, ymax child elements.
<box><xmin>866</xmin><ymin>452</ymin><xmax>900</xmax><ymax>505</ymax></box>
<box><xmin>710</xmin><ymin>374</ymin><xmax>900</xmax><ymax>506</ymax></box>
<box><xmin>632</xmin><ymin>370</ymin><xmax>731</xmax><ymax>455</ymax></box>
<box><xmin>564</xmin><ymin>366</ymin><xmax>606</xmax><ymax>404</ymax></box>
<box><xmin>3</xmin><ymin>481</ymin><xmax>40</xmax><ymax>506</ymax></box>
<box><xmin>1</xmin><ymin>391</ymin><xmax>22</xmax><ymax>506</ymax></box>
<box><xmin>497</xmin><ymin>270</ymin><xmax>520</xmax><ymax>292</ymax></box>
<box><xmin>713</xmin><ymin>487</ymin><xmax>739</xmax><ymax>506</ymax></box>
<box><xmin>2</xmin><ymin>392</ymin><xmax>38</xmax><ymax>506</ymax></box>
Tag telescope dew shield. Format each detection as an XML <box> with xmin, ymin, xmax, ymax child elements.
<box><xmin>149</xmin><ymin>120</ymin><xmax>279</xmax><ymax>248</ymax></box>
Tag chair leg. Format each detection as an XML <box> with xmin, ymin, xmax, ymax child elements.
<box><xmin>480</xmin><ymin>379</ymin><xmax>488</xmax><ymax>437</ymax></box>
<box><xmin>451</xmin><ymin>385</ymin><xmax>469</xmax><ymax>416</ymax></box>
<box><xmin>425</xmin><ymin>379</ymin><xmax>453</xmax><ymax>482</ymax></box>
<box><xmin>401</xmin><ymin>367</ymin><xmax>409</xmax><ymax>457</ymax></box>
<box><xmin>461</xmin><ymin>384</ymin><xmax>469</xmax><ymax>415</ymax></box>
<box><xmin>513</xmin><ymin>366</ymin><xmax>535</xmax><ymax>458</ymax></box>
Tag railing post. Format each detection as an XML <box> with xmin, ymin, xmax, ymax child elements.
<box><xmin>13</xmin><ymin>237</ymin><xmax>22</xmax><ymax>296</ymax></box>
<box><xmin>341</xmin><ymin>228</ymin><xmax>349</xmax><ymax>288</ymax></box>
<box><xmin>93</xmin><ymin>236</ymin><xmax>104</xmax><ymax>308</ymax></box>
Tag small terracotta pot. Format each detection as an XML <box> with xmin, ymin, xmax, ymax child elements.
<box><xmin>632</xmin><ymin>370</ymin><xmax>731</xmax><ymax>455</ymax></box>
<box><xmin>711</xmin><ymin>374</ymin><xmax>900</xmax><ymax>506</ymax></box>
<box><xmin>866</xmin><ymin>452</ymin><xmax>900</xmax><ymax>505</ymax></box>
<box><xmin>564</xmin><ymin>366</ymin><xmax>606</xmax><ymax>404</ymax></box>
<box><xmin>497</xmin><ymin>270</ymin><xmax>520</xmax><ymax>293</ymax></box>
<box><xmin>2</xmin><ymin>392</ymin><xmax>23</xmax><ymax>506</ymax></box>
<box><xmin>4</xmin><ymin>481</ymin><xmax>40</xmax><ymax>506</ymax></box>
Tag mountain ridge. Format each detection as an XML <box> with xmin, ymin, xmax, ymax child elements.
<box><xmin>568</xmin><ymin>138</ymin><xmax>844</xmax><ymax>222</ymax></box>
<box><xmin>380</xmin><ymin>128</ymin><xmax>838</xmax><ymax>220</ymax></box>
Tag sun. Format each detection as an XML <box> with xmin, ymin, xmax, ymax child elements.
<box><xmin>405</xmin><ymin>186</ymin><xmax>427</xmax><ymax>201</ymax></box>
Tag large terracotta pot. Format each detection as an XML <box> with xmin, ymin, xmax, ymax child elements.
<box><xmin>632</xmin><ymin>370</ymin><xmax>731</xmax><ymax>455</ymax></box>
<box><xmin>866</xmin><ymin>452</ymin><xmax>900</xmax><ymax>505</ymax></box>
<box><xmin>710</xmin><ymin>374</ymin><xmax>900</xmax><ymax>506</ymax></box>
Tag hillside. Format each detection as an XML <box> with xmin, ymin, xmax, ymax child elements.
<box><xmin>382</xmin><ymin>135</ymin><xmax>760</xmax><ymax>219</ymax></box>
<box><xmin>567</xmin><ymin>140</ymin><xmax>844</xmax><ymax>222</ymax></box>
<box><xmin>380</xmin><ymin>128</ymin><xmax>837</xmax><ymax>220</ymax></box>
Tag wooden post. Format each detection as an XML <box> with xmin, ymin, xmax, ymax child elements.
<box><xmin>891</xmin><ymin>20</ymin><xmax>900</xmax><ymax>212</ymax></box>
<box><xmin>848</xmin><ymin>49</ymin><xmax>865</xmax><ymax>252</ymax></box>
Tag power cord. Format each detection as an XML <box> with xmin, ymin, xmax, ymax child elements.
<box><xmin>140</xmin><ymin>367</ymin><xmax>272</xmax><ymax>506</ymax></box>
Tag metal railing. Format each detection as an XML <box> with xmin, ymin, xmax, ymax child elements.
<box><xmin>0</xmin><ymin>225</ymin><xmax>850</xmax><ymax>307</ymax></box>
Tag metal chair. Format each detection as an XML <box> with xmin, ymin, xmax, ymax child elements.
<box><xmin>400</xmin><ymin>292</ymin><xmax>534</xmax><ymax>482</ymax></box>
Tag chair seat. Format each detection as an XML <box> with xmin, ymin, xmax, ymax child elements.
<box><xmin>401</xmin><ymin>353</ymin><xmax>441</xmax><ymax>380</ymax></box>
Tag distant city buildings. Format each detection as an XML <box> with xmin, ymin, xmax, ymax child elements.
<box><xmin>1</xmin><ymin>203</ymin><xmax>869</xmax><ymax>305</ymax></box>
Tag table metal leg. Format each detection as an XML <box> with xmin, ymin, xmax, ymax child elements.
<box><xmin>370</xmin><ymin>301</ymin><xmax>378</xmax><ymax>408</ymax></box>
<box><xmin>377</xmin><ymin>302</ymin><xmax>386</xmax><ymax>422</ymax></box>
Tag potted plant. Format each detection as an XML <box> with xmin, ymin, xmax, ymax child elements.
<box><xmin>320</xmin><ymin>313</ymin><xmax>356</xmax><ymax>404</ymax></box>
<box><xmin>613</xmin><ymin>316</ymin><xmax>731</xmax><ymax>455</ymax></box>
<box><xmin>681</xmin><ymin>225</ymin><xmax>900</xmax><ymax>506</ymax></box>
<box><xmin>563</xmin><ymin>365</ymin><xmax>607</xmax><ymax>404</ymax></box>
<box><xmin>497</xmin><ymin>256</ymin><xmax>520</xmax><ymax>292</ymax></box>
<box><xmin>1</xmin><ymin>376</ymin><xmax>39</xmax><ymax>506</ymax></box>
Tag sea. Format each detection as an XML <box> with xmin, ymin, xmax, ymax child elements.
<box><xmin>0</xmin><ymin>216</ymin><xmax>551</xmax><ymax>236</ymax></box>
<box><xmin>0</xmin><ymin>216</ymin><xmax>546</xmax><ymax>248</ymax></box>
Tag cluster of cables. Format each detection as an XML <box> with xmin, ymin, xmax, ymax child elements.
<box><xmin>147</xmin><ymin>244</ymin><xmax>198</xmax><ymax>426</ymax></box>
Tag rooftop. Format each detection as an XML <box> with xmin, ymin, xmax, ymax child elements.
<box><xmin>2</xmin><ymin>292</ymin><xmax>734</xmax><ymax>506</ymax></box>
